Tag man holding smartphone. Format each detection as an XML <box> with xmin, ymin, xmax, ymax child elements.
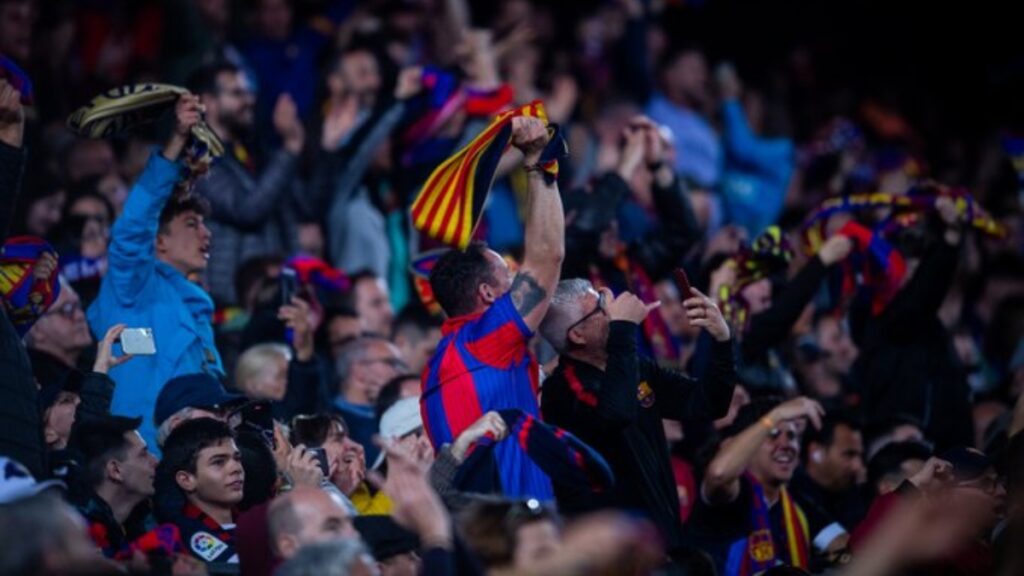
<box><xmin>87</xmin><ymin>94</ymin><xmax>224</xmax><ymax>451</ymax></box>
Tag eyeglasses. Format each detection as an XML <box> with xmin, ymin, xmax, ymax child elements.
<box><xmin>767</xmin><ymin>427</ymin><xmax>800</xmax><ymax>442</ymax></box>
<box><xmin>43</xmin><ymin>301</ymin><xmax>82</xmax><ymax>319</ymax></box>
<box><xmin>565</xmin><ymin>292</ymin><xmax>607</xmax><ymax>336</ymax></box>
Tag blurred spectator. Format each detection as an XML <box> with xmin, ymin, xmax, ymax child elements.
<box><xmin>188</xmin><ymin>61</ymin><xmax>307</xmax><ymax>306</ymax></box>
<box><xmin>275</xmin><ymin>538</ymin><xmax>377</xmax><ymax>576</ymax></box>
<box><xmin>267</xmin><ymin>485</ymin><xmax>357</xmax><ymax>562</ymax></box>
<box><xmin>344</xmin><ymin>270</ymin><xmax>395</xmax><ymax>338</ymax></box>
<box><xmin>791</xmin><ymin>412</ymin><xmax>868</xmax><ymax>534</ymax></box>
<box><xmin>333</xmin><ymin>335</ymin><xmax>406</xmax><ymax>465</ymax></box>
<box><xmin>390</xmin><ymin>305</ymin><xmax>441</xmax><ymax>375</ymax></box>
<box><xmin>866</xmin><ymin>440</ymin><xmax>931</xmax><ymax>497</ymax></box>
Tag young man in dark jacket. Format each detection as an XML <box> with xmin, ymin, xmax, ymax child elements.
<box><xmin>538</xmin><ymin>278</ymin><xmax>736</xmax><ymax>558</ymax></box>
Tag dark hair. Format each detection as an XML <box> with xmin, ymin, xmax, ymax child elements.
<box><xmin>161</xmin><ymin>418</ymin><xmax>235</xmax><ymax>478</ymax></box>
<box><xmin>186</xmin><ymin>61</ymin><xmax>241</xmax><ymax>97</ymax></box>
<box><xmin>338</xmin><ymin>269</ymin><xmax>382</xmax><ymax>311</ymax></box>
<box><xmin>65</xmin><ymin>180</ymin><xmax>116</xmax><ymax>223</ymax></box>
<box><xmin>864</xmin><ymin>413</ymin><xmax>925</xmax><ymax>448</ymax></box>
<box><xmin>724</xmin><ymin>396</ymin><xmax>784</xmax><ymax>439</ymax></box>
<box><xmin>235</xmin><ymin>429</ymin><xmax>277</xmax><ymax>512</ymax></box>
<box><xmin>376</xmin><ymin>373</ymin><xmax>420</xmax><ymax>421</ymax></box>
<box><xmin>289</xmin><ymin>413</ymin><xmax>348</xmax><ymax>448</ymax></box>
<box><xmin>234</xmin><ymin>255</ymin><xmax>286</xmax><ymax>310</ymax></box>
<box><xmin>429</xmin><ymin>242</ymin><xmax>497</xmax><ymax>317</ymax></box>
<box><xmin>803</xmin><ymin>411</ymin><xmax>863</xmax><ymax>455</ymax></box>
<box><xmin>76</xmin><ymin>416</ymin><xmax>144</xmax><ymax>490</ymax></box>
<box><xmin>457</xmin><ymin>496</ymin><xmax>561</xmax><ymax>569</ymax></box>
<box><xmin>158</xmin><ymin>194</ymin><xmax>211</xmax><ymax>234</ymax></box>
<box><xmin>867</xmin><ymin>440</ymin><xmax>932</xmax><ymax>492</ymax></box>
<box><xmin>390</xmin><ymin>304</ymin><xmax>442</xmax><ymax>341</ymax></box>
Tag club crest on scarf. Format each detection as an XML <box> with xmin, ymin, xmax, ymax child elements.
<box><xmin>0</xmin><ymin>237</ymin><xmax>62</xmax><ymax>337</ymax></box>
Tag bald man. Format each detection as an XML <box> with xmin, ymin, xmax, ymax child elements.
<box><xmin>268</xmin><ymin>486</ymin><xmax>358</xmax><ymax>561</ymax></box>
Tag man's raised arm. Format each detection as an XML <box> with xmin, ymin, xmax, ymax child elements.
<box><xmin>508</xmin><ymin>116</ymin><xmax>565</xmax><ymax>331</ymax></box>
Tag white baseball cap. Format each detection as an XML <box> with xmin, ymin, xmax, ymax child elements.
<box><xmin>0</xmin><ymin>457</ymin><xmax>65</xmax><ymax>505</ymax></box>
<box><xmin>372</xmin><ymin>397</ymin><xmax>424</xmax><ymax>469</ymax></box>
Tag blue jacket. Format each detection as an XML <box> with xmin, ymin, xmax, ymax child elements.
<box><xmin>87</xmin><ymin>153</ymin><xmax>224</xmax><ymax>451</ymax></box>
<box><xmin>719</xmin><ymin>99</ymin><xmax>794</xmax><ymax>236</ymax></box>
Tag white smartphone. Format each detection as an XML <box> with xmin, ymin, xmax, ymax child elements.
<box><xmin>120</xmin><ymin>327</ymin><xmax>157</xmax><ymax>355</ymax></box>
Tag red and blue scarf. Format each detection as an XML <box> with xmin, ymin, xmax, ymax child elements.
<box><xmin>725</xmin><ymin>474</ymin><xmax>810</xmax><ymax>576</ymax></box>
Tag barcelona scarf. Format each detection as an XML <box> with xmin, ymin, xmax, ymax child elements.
<box><xmin>455</xmin><ymin>409</ymin><xmax>614</xmax><ymax>495</ymax></box>
<box><xmin>409</xmin><ymin>249</ymin><xmax>447</xmax><ymax>315</ymax></box>
<box><xmin>410</xmin><ymin>100</ymin><xmax>566</xmax><ymax>249</ymax></box>
<box><xmin>0</xmin><ymin>237</ymin><xmax>61</xmax><ymax>337</ymax></box>
<box><xmin>831</xmin><ymin>220</ymin><xmax>907</xmax><ymax>315</ymax></box>
<box><xmin>725</xmin><ymin>475</ymin><xmax>809</xmax><ymax>576</ymax></box>
<box><xmin>718</xmin><ymin>227</ymin><xmax>794</xmax><ymax>332</ymax></box>
<box><xmin>0</xmin><ymin>55</ymin><xmax>34</xmax><ymax>105</ymax></box>
<box><xmin>67</xmin><ymin>83</ymin><xmax>224</xmax><ymax>193</ymax></box>
<box><xmin>801</xmin><ymin>187</ymin><xmax>1004</xmax><ymax>253</ymax></box>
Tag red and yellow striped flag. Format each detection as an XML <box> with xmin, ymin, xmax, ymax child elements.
<box><xmin>410</xmin><ymin>100</ymin><xmax>552</xmax><ymax>249</ymax></box>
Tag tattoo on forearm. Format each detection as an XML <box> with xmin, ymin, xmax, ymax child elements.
<box><xmin>510</xmin><ymin>273</ymin><xmax>546</xmax><ymax>317</ymax></box>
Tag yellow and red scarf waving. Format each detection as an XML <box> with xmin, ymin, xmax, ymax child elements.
<box><xmin>410</xmin><ymin>100</ymin><xmax>566</xmax><ymax>250</ymax></box>
<box><xmin>718</xmin><ymin>226</ymin><xmax>794</xmax><ymax>332</ymax></box>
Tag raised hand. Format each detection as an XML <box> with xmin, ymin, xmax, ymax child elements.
<box><xmin>683</xmin><ymin>288</ymin><xmax>731</xmax><ymax>342</ymax></box>
<box><xmin>273</xmin><ymin>93</ymin><xmax>305</xmax><ymax>155</ymax></box>
<box><xmin>767</xmin><ymin>396</ymin><xmax>826</xmax><ymax>431</ymax></box>
<box><xmin>394</xmin><ymin>66</ymin><xmax>424</xmax><ymax>100</ymax></box>
<box><xmin>320</xmin><ymin>95</ymin><xmax>358</xmax><ymax>151</ymax></box>
<box><xmin>818</xmin><ymin>234</ymin><xmax>854</xmax><ymax>266</ymax></box>
<box><xmin>163</xmin><ymin>93</ymin><xmax>204</xmax><ymax>161</ymax></box>
<box><xmin>370</xmin><ymin>437</ymin><xmax>452</xmax><ymax>549</ymax></box>
<box><xmin>511</xmin><ymin>116</ymin><xmax>551</xmax><ymax>165</ymax></box>
<box><xmin>278</xmin><ymin>296</ymin><xmax>315</xmax><ymax>362</ymax></box>
<box><xmin>93</xmin><ymin>324</ymin><xmax>134</xmax><ymax>374</ymax></box>
<box><xmin>451</xmin><ymin>411</ymin><xmax>509</xmax><ymax>463</ymax></box>
<box><xmin>607</xmin><ymin>289</ymin><xmax>661</xmax><ymax>325</ymax></box>
<box><xmin>0</xmin><ymin>78</ymin><xmax>24</xmax><ymax>147</ymax></box>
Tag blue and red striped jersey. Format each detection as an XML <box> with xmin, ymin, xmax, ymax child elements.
<box><xmin>420</xmin><ymin>293</ymin><xmax>554</xmax><ymax>500</ymax></box>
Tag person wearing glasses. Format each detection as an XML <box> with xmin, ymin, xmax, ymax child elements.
<box><xmin>332</xmin><ymin>335</ymin><xmax>408</xmax><ymax>467</ymax></box>
<box><xmin>538</xmin><ymin>278</ymin><xmax>735</xmax><ymax>565</ymax></box>
<box><xmin>690</xmin><ymin>396</ymin><xmax>851</xmax><ymax>576</ymax></box>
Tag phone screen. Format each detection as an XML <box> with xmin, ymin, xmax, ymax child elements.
<box><xmin>280</xmin><ymin>268</ymin><xmax>298</xmax><ymax>307</ymax></box>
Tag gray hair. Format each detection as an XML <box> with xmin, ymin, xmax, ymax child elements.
<box><xmin>539</xmin><ymin>279</ymin><xmax>595</xmax><ymax>353</ymax></box>
<box><xmin>0</xmin><ymin>492</ymin><xmax>84</xmax><ymax>575</ymax></box>
<box><xmin>334</xmin><ymin>335</ymin><xmax>389</xmax><ymax>393</ymax></box>
<box><xmin>156</xmin><ymin>406</ymin><xmax>197</xmax><ymax>447</ymax></box>
<box><xmin>276</xmin><ymin>539</ymin><xmax>378</xmax><ymax>576</ymax></box>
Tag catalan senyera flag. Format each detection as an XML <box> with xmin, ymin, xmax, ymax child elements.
<box><xmin>410</xmin><ymin>100</ymin><xmax>558</xmax><ymax>250</ymax></box>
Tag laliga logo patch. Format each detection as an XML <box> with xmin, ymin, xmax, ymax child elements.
<box><xmin>637</xmin><ymin>381</ymin><xmax>655</xmax><ymax>408</ymax></box>
<box><xmin>190</xmin><ymin>531</ymin><xmax>227</xmax><ymax>562</ymax></box>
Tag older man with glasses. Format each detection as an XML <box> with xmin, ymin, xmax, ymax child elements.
<box><xmin>538</xmin><ymin>278</ymin><xmax>736</xmax><ymax>564</ymax></box>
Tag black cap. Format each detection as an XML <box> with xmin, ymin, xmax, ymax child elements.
<box><xmin>38</xmin><ymin>369</ymin><xmax>85</xmax><ymax>414</ymax></box>
<box><xmin>353</xmin><ymin>515</ymin><xmax>419</xmax><ymax>561</ymax></box>
<box><xmin>941</xmin><ymin>446</ymin><xmax>993</xmax><ymax>483</ymax></box>
<box><xmin>153</xmin><ymin>373</ymin><xmax>243</xmax><ymax>427</ymax></box>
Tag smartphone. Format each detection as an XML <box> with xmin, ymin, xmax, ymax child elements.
<box><xmin>673</xmin><ymin>268</ymin><xmax>693</xmax><ymax>300</ymax></box>
<box><xmin>307</xmin><ymin>447</ymin><xmax>330</xmax><ymax>477</ymax></box>
<box><xmin>280</xmin><ymin>267</ymin><xmax>298</xmax><ymax>307</ymax></box>
<box><xmin>120</xmin><ymin>328</ymin><xmax>156</xmax><ymax>355</ymax></box>
<box><xmin>231</xmin><ymin>401</ymin><xmax>276</xmax><ymax>449</ymax></box>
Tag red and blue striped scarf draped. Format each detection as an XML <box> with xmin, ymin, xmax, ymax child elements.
<box><xmin>410</xmin><ymin>100</ymin><xmax>559</xmax><ymax>249</ymax></box>
<box><xmin>726</xmin><ymin>474</ymin><xmax>810</xmax><ymax>576</ymax></box>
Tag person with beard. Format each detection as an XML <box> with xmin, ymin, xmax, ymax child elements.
<box><xmin>689</xmin><ymin>397</ymin><xmax>848</xmax><ymax>575</ymax></box>
<box><xmin>187</xmin><ymin>61</ymin><xmax>307</xmax><ymax>306</ymax></box>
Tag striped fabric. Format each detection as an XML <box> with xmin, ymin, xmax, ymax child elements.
<box><xmin>410</xmin><ymin>100</ymin><xmax>556</xmax><ymax>249</ymax></box>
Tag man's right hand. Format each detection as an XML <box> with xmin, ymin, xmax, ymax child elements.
<box><xmin>163</xmin><ymin>94</ymin><xmax>204</xmax><ymax>161</ymax></box>
<box><xmin>451</xmin><ymin>411</ymin><xmax>508</xmax><ymax>463</ymax></box>
<box><xmin>818</xmin><ymin>235</ymin><xmax>854</xmax><ymax>266</ymax></box>
<box><xmin>511</xmin><ymin>116</ymin><xmax>550</xmax><ymax>165</ymax></box>
<box><xmin>907</xmin><ymin>457</ymin><xmax>954</xmax><ymax>493</ymax></box>
<box><xmin>0</xmin><ymin>79</ymin><xmax>24</xmax><ymax>147</ymax></box>
<box><xmin>607</xmin><ymin>289</ymin><xmax>660</xmax><ymax>325</ymax></box>
<box><xmin>767</xmin><ymin>396</ymin><xmax>825</xmax><ymax>431</ymax></box>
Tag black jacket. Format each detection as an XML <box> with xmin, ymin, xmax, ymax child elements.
<box><xmin>853</xmin><ymin>241</ymin><xmax>972</xmax><ymax>450</ymax></box>
<box><xmin>541</xmin><ymin>321</ymin><xmax>736</xmax><ymax>552</ymax></box>
<box><xmin>0</xmin><ymin>139</ymin><xmax>46</xmax><ymax>478</ymax></box>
